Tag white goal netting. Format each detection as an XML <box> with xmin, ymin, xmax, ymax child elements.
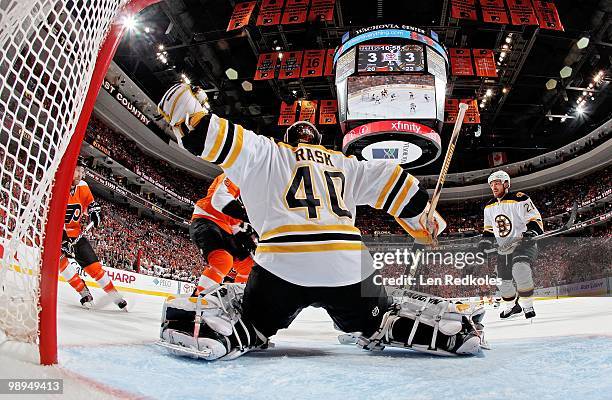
<box><xmin>0</xmin><ymin>0</ymin><xmax>128</xmax><ymax>347</ymax></box>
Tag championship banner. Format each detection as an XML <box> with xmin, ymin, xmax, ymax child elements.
<box><xmin>319</xmin><ymin>100</ymin><xmax>337</xmax><ymax>124</ymax></box>
<box><xmin>298</xmin><ymin>100</ymin><xmax>318</xmax><ymax>124</ymax></box>
<box><xmin>461</xmin><ymin>98</ymin><xmax>480</xmax><ymax>124</ymax></box>
<box><xmin>254</xmin><ymin>52</ymin><xmax>278</xmax><ymax>80</ymax></box>
<box><xmin>506</xmin><ymin>0</ymin><xmax>538</xmax><ymax>26</ymax></box>
<box><xmin>324</xmin><ymin>48</ymin><xmax>335</xmax><ymax>76</ymax></box>
<box><xmin>533</xmin><ymin>1</ymin><xmax>564</xmax><ymax>31</ymax></box>
<box><xmin>278</xmin><ymin>101</ymin><xmax>298</xmax><ymax>126</ymax></box>
<box><xmin>473</xmin><ymin>49</ymin><xmax>497</xmax><ymax>77</ymax></box>
<box><xmin>227</xmin><ymin>1</ymin><xmax>257</xmax><ymax>31</ymax></box>
<box><xmin>450</xmin><ymin>0</ymin><xmax>477</xmax><ymax>20</ymax></box>
<box><xmin>278</xmin><ymin>50</ymin><xmax>303</xmax><ymax>79</ymax></box>
<box><xmin>479</xmin><ymin>0</ymin><xmax>509</xmax><ymax>24</ymax></box>
<box><xmin>308</xmin><ymin>0</ymin><xmax>335</xmax><ymax>22</ymax></box>
<box><xmin>450</xmin><ymin>48</ymin><xmax>474</xmax><ymax>76</ymax></box>
<box><xmin>301</xmin><ymin>49</ymin><xmax>325</xmax><ymax>77</ymax></box>
<box><xmin>256</xmin><ymin>0</ymin><xmax>284</xmax><ymax>26</ymax></box>
<box><xmin>445</xmin><ymin>99</ymin><xmax>459</xmax><ymax>123</ymax></box>
<box><xmin>281</xmin><ymin>0</ymin><xmax>309</xmax><ymax>25</ymax></box>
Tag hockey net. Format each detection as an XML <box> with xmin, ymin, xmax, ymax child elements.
<box><xmin>0</xmin><ymin>0</ymin><xmax>155</xmax><ymax>364</ymax></box>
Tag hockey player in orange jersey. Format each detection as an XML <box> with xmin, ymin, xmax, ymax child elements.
<box><xmin>59</xmin><ymin>158</ymin><xmax>127</xmax><ymax>309</ymax></box>
<box><xmin>190</xmin><ymin>173</ymin><xmax>256</xmax><ymax>294</ymax></box>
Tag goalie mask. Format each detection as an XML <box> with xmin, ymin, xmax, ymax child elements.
<box><xmin>284</xmin><ymin>121</ymin><xmax>321</xmax><ymax>146</ymax></box>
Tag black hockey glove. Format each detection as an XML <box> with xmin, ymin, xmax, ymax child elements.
<box><xmin>221</xmin><ymin>199</ymin><xmax>249</xmax><ymax>222</ymax></box>
<box><xmin>522</xmin><ymin>230</ymin><xmax>539</xmax><ymax>243</ymax></box>
<box><xmin>61</xmin><ymin>234</ymin><xmax>75</xmax><ymax>257</ymax></box>
<box><xmin>233</xmin><ymin>223</ymin><xmax>258</xmax><ymax>260</ymax></box>
<box><xmin>88</xmin><ymin>202</ymin><xmax>102</xmax><ymax>228</ymax></box>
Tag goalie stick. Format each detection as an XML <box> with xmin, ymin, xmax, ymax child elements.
<box><xmin>426</xmin><ymin>103</ymin><xmax>470</xmax><ymax>229</ymax></box>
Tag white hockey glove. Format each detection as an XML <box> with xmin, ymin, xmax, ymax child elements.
<box><xmin>157</xmin><ymin>83</ymin><xmax>210</xmax><ymax>148</ymax></box>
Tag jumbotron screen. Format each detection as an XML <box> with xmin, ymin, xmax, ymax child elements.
<box><xmin>346</xmin><ymin>74</ymin><xmax>436</xmax><ymax>120</ymax></box>
<box><xmin>357</xmin><ymin>44</ymin><xmax>425</xmax><ymax>72</ymax></box>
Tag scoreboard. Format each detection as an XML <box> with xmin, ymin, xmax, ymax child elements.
<box><xmin>357</xmin><ymin>44</ymin><xmax>424</xmax><ymax>72</ymax></box>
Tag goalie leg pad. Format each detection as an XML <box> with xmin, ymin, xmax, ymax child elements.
<box><xmin>358</xmin><ymin>291</ymin><xmax>485</xmax><ymax>356</ymax></box>
<box><xmin>159</xmin><ymin>284</ymin><xmax>268</xmax><ymax>361</ymax></box>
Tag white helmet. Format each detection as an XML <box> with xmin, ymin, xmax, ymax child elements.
<box><xmin>488</xmin><ymin>170</ymin><xmax>511</xmax><ymax>187</ymax></box>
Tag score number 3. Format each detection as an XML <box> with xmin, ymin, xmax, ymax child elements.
<box><xmin>284</xmin><ymin>165</ymin><xmax>352</xmax><ymax>219</ymax></box>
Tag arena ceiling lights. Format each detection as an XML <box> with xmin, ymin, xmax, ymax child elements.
<box><xmin>225</xmin><ymin>68</ymin><xmax>238</xmax><ymax>80</ymax></box>
<box><xmin>560</xmin><ymin>66</ymin><xmax>573</xmax><ymax>79</ymax></box>
<box><xmin>546</xmin><ymin>79</ymin><xmax>558</xmax><ymax>90</ymax></box>
<box><xmin>241</xmin><ymin>81</ymin><xmax>253</xmax><ymax>91</ymax></box>
<box><xmin>576</xmin><ymin>37</ymin><xmax>590</xmax><ymax>50</ymax></box>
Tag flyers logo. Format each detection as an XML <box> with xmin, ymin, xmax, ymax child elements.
<box><xmin>65</xmin><ymin>204</ymin><xmax>82</xmax><ymax>224</ymax></box>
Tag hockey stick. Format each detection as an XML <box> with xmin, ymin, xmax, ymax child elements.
<box><xmin>426</xmin><ymin>103</ymin><xmax>470</xmax><ymax>227</ymax></box>
<box><xmin>531</xmin><ymin>201</ymin><xmax>578</xmax><ymax>241</ymax></box>
<box><xmin>76</xmin><ymin>221</ymin><xmax>94</xmax><ymax>242</ymax></box>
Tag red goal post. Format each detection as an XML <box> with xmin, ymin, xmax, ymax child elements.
<box><xmin>0</xmin><ymin>0</ymin><xmax>159</xmax><ymax>365</ymax></box>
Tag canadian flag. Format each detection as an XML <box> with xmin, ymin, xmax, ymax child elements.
<box><xmin>489</xmin><ymin>151</ymin><xmax>507</xmax><ymax>167</ymax></box>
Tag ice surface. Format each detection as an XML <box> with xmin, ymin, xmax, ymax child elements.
<box><xmin>1</xmin><ymin>282</ymin><xmax>611</xmax><ymax>400</ymax></box>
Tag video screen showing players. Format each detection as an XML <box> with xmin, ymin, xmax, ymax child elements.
<box><xmin>346</xmin><ymin>74</ymin><xmax>436</xmax><ymax>120</ymax></box>
<box><xmin>357</xmin><ymin>44</ymin><xmax>424</xmax><ymax>72</ymax></box>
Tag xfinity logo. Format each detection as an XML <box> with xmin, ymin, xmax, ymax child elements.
<box><xmin>391</xmin><ymin>121</ymin><xmax>421</xmax><ymax>133</ymax></box>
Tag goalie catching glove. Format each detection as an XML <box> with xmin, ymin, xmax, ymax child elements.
<box><xmin>157</xmin><ymin>83</ymin><xmax>210</xmax><ymax>147</ymax></box>
<box><xmin>395</xmin><ymin>202</ymin><xmax>447</xmax><ymax>245</ymax></box>
<box><xmin>158</xmin><ymin>284</ymin><xmax>268</xmax><ymax>361</ymax></box>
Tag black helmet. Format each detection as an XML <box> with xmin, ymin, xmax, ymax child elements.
<box><xmin>284</xmin><ymin>121</ymin><xmax>321</xmax><ymax>146</ymax></box>
<box><xmin>76</xmin><ymin>156</ymin><xmax>87</xmax><ymax>168</ymax></box>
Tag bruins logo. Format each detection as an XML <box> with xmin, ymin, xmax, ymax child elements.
<box><xmin>494</xmin><ymin>214</ymin><xmax>512</xmax><ymax>237</ymax></box>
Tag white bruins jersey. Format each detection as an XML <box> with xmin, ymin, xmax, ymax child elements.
<box><xmin>196</xmin><ymin>115</ymin><xmax>423</xmax><ymax>286</ymax></box>
<box><xmin>483</xmin><ymin>192</ymin><xmax>543</xmax><ymax>252</ymax></box>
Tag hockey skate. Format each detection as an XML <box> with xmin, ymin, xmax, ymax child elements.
<box><xmin>519</xmin><ymin>298</ymin><xmax>536</xmax><ymax>319</ymax></box>
<box><xmin>79</xmin><ymin>286</ymin><xmax>94</xmax><ymax>309</ymax></box>
<box><xmin>500</xmin><ymin>300</ymin><xmax>522</xmax><ymax>319</ymax></box>
<box><xmin>115</xmin><ymin>298</ymin><xmax>128</xmax><ymax>310</ymax></box>
<box><xmin>523</xmin><ymin>306</ymin><xmax>536</xmax><ymax>319</ymax></box>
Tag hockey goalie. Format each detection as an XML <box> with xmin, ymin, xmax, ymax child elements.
<box><xmin>156</xmin><ymin>83</ymin><xmax>486</xmax><ymax>360</ymax></box>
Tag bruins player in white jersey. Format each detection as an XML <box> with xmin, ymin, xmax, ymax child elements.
<box><xmin>155</xmin><ymin>83</ymin><xmax>486</xmax><ymax>360</ymax></box>
<box><xmin>478</xmin><ymin>171</ymin><xmax>543</xmax><ymax>319</ymax></box>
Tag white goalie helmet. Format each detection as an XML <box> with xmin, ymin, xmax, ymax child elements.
<box><xmin>487</xmin><ymin>170</ymin><xmax>511</xmax><ymax>187</ymax></box>
<box><xmin>158</xmin><ymin>83</ymin><xmax>209</xmax><ymax>145</ymax></box>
